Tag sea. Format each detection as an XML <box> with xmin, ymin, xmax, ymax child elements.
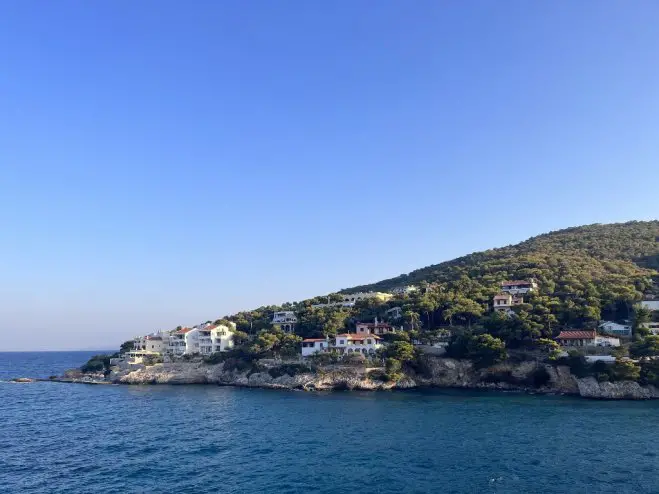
<box><xmin>1</xmin><ymin>351</ymin><xmax>658</xmax><ymax>494</ymax></box>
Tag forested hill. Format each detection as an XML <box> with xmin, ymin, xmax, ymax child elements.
<box><xmin>342</xmin><ymin>221</ymin><xmax>659</xmax><ymax>296</ymax></box>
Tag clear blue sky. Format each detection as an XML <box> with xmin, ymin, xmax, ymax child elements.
<box><xmin>1</xmin><ymin>2</ymin><xmax>658</xmax><ymax>351</ymax></box>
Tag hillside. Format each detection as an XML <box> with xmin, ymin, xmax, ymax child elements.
<box><xmin>221</xmin><ymin>221</ymin><xmax>659</xmax><ymax>345</ymax></box>
<box><xmin>343</xmin><ymin>221</ymin><xmax>659</xmax><ymax>296</ymax></box>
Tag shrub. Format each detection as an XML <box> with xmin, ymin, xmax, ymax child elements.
<box><xmin>268</xmin><ymin>364</ymin><xmax>312</xmax><ymax>378</ymax></box>
<box><xmin>385</xmin><ymin>358</ymin><xmax>403</xmax><ymax>381</ymax></box>
<box><xmin>80</xmin><ymin>354</ymin><xmax>111</xmax><ymax>373</ymax></box>
<box><xmin>203</xmin><ymin>352</ymin><xmax>227</xmax><ymax>365</ymax></box>
<box><xmin>640</xmin><ymin>360</ymin><xmax>659</xmax><ymax>386</ymax></box>
<box><xmin>610</xmin><ymin>360</ymin><xmax>641</xmax><ymax>382</ymax></box>
<box><xmin>367</xmin><ymin>370</ymin><xmax>388</xmax><ymax>382</ymax></box>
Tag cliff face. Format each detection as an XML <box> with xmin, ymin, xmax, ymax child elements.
<box><xmin>110</xmin><ymin>358</ymin><xmax>659</xmax><ymax>400</ymax></box>
<box><xmin>112</xmin><ymin>362</ymin><xmax>402</xmax><ymax>390</ymax></box>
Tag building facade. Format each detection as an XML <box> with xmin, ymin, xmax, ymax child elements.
<box><xmin>598</xmin><ymin>321</ymin><xmax>632</xmax><ymax>337</ymax></box>
<box><xmin>556</xmin><ymin>330</ymin><xmax>597</xmax><ymax>347</ymax></box>
<box><xmin>493</xmin><ymin>293</ymin><xmax>524</xmax><ymax>312</ymax></box>
<box><xmin>341</xmin><ymin>292</ymin><xmax>393</xmax><ymax>304</ymax></box>
<box><xmin>301</xmin><ymin>334</ymin><xmax>382</xmax><ymax>357</ymax></box>
<box><xmin>272</xmin><ymin>311</ymin><xmax>297</xmax><ymax>333</ymax></box>
<box><xmin>355</xmin><ymin>319</ymin><xmax>395</xmax><ymax>335</ymax></box>
<box><xmin>500</xmin><ymin>280</ymin><xmax>538</xmax><ymax>295</ymax></box>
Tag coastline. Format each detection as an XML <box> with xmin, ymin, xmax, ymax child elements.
<box><xmin>42</xmin><ymin>357</ymin><xmax>659</xmax><ymax>400</ymax></box>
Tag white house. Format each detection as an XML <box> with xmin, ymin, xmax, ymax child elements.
<box><xmin>595</xmin><ymin>335</ymin><xmax>620</xmax><ymax>347</ymax></box>
<box><xmin>167</xmin><ymin>327</ymin><xmax>198</xmax><ymax>355</ymax></box>
<box><xmin>556</xmin><ymin>330</ymin><xmax>597</xmax><ymax>347</ymax></box>
<box><xmin>500</xmin><ymin>279</ymin><xmax>538</xmax><ymax>295</ymax></box>
<box><xmin>641</xmin><ymin>300</ymin><xmax>659</xmax><ymax>312</ymax></box>
<box><xmin>211</xmin><ymin>323</ymin><xmax>235</xmax><ymax>353</ymax></box>
<box><xmin>301</xmin><ymin>333</ymin><xmax>383</xmax><ymax>358</ymax></box>
<box><xmin>332</xmin><ymin>333</ymin><xmax>382</xmax><ymax>356</ymax></box>
<box><xmin>599</xmin><ymin>321</ymin><xmax>632</xmax><ymax>337</ymax></box>
<box><xmin>392</xmin><ymin>286</ymin><xmax>417</xmax><ymax>296</ymax></box>
<box><xmin>272</xmin><ymin>311</ymin><xmax>297</xmax><ymax>333</ymax></box>
<box><xmin>301</xmin><ymin>338</ymin><xmax>330</xmax><ymax>357</ymax></box>
<box><xmin>493</xmin><ymin>293</ymin><xmax>524</xmax><ymax>312</ymax></box>
<box><xmin>133</xmin><ymin>333</ymin><xmax>168</xmax><ymax>353</ymax></box>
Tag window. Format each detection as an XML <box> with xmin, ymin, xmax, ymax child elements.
<box><xmin>367</xmin><ymin>339</ymin><xmax>372</xmax><ymax>344</ymax></box>
<box><xmin>340</xmin><ymin>340</ymin><xmax>345</xmax><ymax>345</ymax></box>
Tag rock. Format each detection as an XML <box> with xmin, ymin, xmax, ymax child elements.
<box><xmin>11</xmin><ymin>378</ymin><xmax>35</xmax><ymax>383</ymax></box>
<box><xmin>577</xmin><ymin>377</ymin><xmax>659</xmax><ymax>400</ymax></box>
<box><xmin>105</xmin><ymin>357</ymin><xmax>659</xmax><ymax>400</ymax></box>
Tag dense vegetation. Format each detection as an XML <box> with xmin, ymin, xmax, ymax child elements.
<box><xmin>94</xmin><ymin>222</ymin><xmax>659</xmax><ymax>383</ymax></box>
<box><xmin>218</xmin><ymin>222</ymin><xmax>658</xmax><ymax>345</ymax></box>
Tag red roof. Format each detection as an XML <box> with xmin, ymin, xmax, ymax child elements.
<box><xmin>302</xmin><ymin>338</ymin><xmax>327</xmax><ymax>342</ymax></box>
<box><xmin>336</xmin><ymin>333</ymin><xmax>381</xmax><ymax>340</ymax></box>
<box><xmin>502</xmin><ymin>280</ymin><xmax>533</xmax><ymax>286</ymax></box>
<box><xmin>557</xmin><ymin>331</ymin><xmax>596</xmax><ymax>339</ymax></box>
<box><xmin>174</xmin><ymin>327</ymin><xmax>193</xmax><ymax>334</ymax></box>
<box><xmin>493</xmin><ymin>294</ymin><xmax>511</xmax><ymax>300</ymax></box>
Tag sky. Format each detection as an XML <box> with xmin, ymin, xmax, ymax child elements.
<box><xmin>1</xmin><ymin>1</ymin><xmax>658</xmax><ymax>351</ymax></box>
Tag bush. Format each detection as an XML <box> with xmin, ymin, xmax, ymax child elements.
<box><xmin>143</xmin><ymin>355</ymin><xmax>163</xmax><ymax>366</ymax></box>
<box><xmin>308</xmin><ymin>352</ymin><xmax>339</xmax><ymax>366</ymax></box>
<box><xmin>385</xmin><ymin>358</ymin><xmax>403</xmax><ymax>381</ymax></box>
<box><xmin>223</xmin><ymin>357</ymin><xmax>253</xmax><ymax>373</ymax></box>
<box><xmin>80</xmin><ymin>354</ymin><xmax>111</xmax><ymax>373</ymax></box>
<box><xmin>203</xmin><ymin>352</ymin><xmax>227</xmax><ymax>365</ymax></box>
<box><xmin>367</xmin><ymin>370</ymin><xmax>388</xmax><ymax>382</ymax></box>
<box><xmin>640</xmin><ymin>360</ymin><xmax>659</xmax><ymax>386</ymax></box>
<box><xmin>268</xmin><ymin>364</ymin><xmax>312</xmax><ymax>378</ymax></box>
<box><xmin>610</xmin><ymin>360</ymin><xmax>641</xmax><ymax>382</ymax></box>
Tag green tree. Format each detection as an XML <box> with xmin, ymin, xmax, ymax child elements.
<box><xmin>384</xmin><ymin>341</ymin><xmax>415</xmax><ymax>363</ymax></box>
<box><xmin>119</xmin><ymin>340</ymin><xmax>135</xmax><ymax>354</ymax></box>
<box><xmin>232</xmin><ymin>330</ymin><xmax>250</xmax><ymax>346</ymax></box>
<box><xmin>536</xmin><ymin>338</ymin><xmax>562</xmax><ymax>360</ymax></box>
<box><xmin>466</xmin><ymin>334</ymin><xmax>508</xmax><ymax>367</ymax></box>
<box><xmin>610</xmin><ymin>359</ymin><xmax>641</xmax><ymax>381</ymax></box>
<box><xmin>629</xmin><ymin>336</ymin><xmax>659</xmax><ymax>360</ymax></box>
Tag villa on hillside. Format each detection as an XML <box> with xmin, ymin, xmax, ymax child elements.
<box><xmin>392</xmin><ymin>286</ymin><xmax>418</xmax><ymax>296</ymax></box>
<box><xmin>272</xmin><ymin>311</ymin><xmax>297</xmax><ymax>333</ymax></box>
<box><xmin>133</xmin><ymin>333</ymin><xmax>168</xmax><ymax>353</ymax></box>
<box><xmin>162</xmin><ymin>322</ymin><xmax>236</xmax><ymax>356</ymax></box>
<box><xmin>168</xmin><ymin>327</ymin><xmax>194</xmax><ymax>356</ymax></box>
<box><xmin>556</xmin><ymin>330</ymin><xmax>620</xmax><ymax>347</ymax></box>
<box><xmin>356</xmin><ymin>318</ymin><xmax>395</xmax><ymax>335</ymax></box>
<box><xmin>493</xmin><ymin>293</ymin><xmax>524</xmax><ymax>312</ymax></box>
<box><xmin>301</xmin><ymin>333</ymin><xmax>382</xmax><ymax>358</ymax></box>
<box><xmin>500</xmin><ymin>279</ymin><xmax>538</xmax><ymax>295</ymax></box>
<box><xmin>341</xmin><ymin>291</ymin><xmax>393</xmax><ymax>304</ymax></box>
<box><xmin>598</xmin><ymin>321</ymin><xmax>632</xmax><ymax>337</ymax></box>
<box><xmin>301</xmin><ymin>338</ymin><xmax>330</xmax><ymax>357</ymax></box>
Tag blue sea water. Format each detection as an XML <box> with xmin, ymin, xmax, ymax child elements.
<box><xmin>1</xmin><ymin>352</ymin><xmax>659</xmax><ymax>493</ymax></box>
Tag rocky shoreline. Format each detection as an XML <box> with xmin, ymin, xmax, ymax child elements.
<box><xmin>51</xmin><ymin>357</ymin><xmax>658</xmax><ymax>400</ymax></box>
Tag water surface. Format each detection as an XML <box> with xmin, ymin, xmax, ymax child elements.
<box><xmin>1</xmin><ymin>352</ymin><xmax>658</xmax><ymax>493</ymax></box>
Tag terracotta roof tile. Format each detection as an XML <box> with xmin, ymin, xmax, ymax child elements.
<box><xmin>557</xmin><ymin>330</ymin><xmax>596</xmax><ymax>339</ymax></box>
